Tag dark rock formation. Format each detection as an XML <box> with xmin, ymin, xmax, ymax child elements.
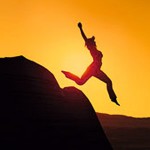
<box><xmin>0</xmin><ymin>56</ymin><xmax>113</xmax><ymax>150</ymax></box>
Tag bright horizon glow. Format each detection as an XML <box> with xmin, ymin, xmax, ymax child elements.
<box><xmin>62</xmin><ymin>49</ymin><xmax>92</xmax><ymax>77</ymax></box>
<box><xmin>0</xmin><ymin>0</ymin><xmax>150</xmax><ymax>117</ymax></box>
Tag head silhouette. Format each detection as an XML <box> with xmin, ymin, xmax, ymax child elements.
<box><xmin>85</xmin><ymin>36</ymin><xmax>96</xmax><ymax>49</ymax></box>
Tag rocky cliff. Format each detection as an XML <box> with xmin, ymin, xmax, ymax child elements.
<box><xmin>0</xmin><ymin>56</ymin><xmax>112</xmax><ymax>150</ymax></box>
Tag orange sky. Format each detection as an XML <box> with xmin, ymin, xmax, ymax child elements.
<box><xmin>0</xmin><ymin>0</ymin><xmax>150</xmax><ymax>117</ymax></box>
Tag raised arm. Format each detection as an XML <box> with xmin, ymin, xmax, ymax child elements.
<box><xmin>78</xmin><ymin>22</ymin><xmax>88</xmax><ymax>42</ymax></box>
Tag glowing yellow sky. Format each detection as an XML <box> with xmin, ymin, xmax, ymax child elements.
<box><xmin>0</xmin><ymin>0</ymin><xmax>150</xmax><ymax>117</ymax></box>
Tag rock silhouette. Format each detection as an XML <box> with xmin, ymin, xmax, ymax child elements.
<box><xmin>0</xmin><ymin>56</ymin><xmax>113</xmax><ymax>150</ymax></box>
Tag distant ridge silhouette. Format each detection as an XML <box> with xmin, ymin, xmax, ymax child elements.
<box><xmin>97</xmin><ymin>113</ymin><xmax>150</xmax><ymax>150</ymax></box>
<box><xmin>0</xmin><ymin>56</ymin><xmax>113</xmax><ymax>150</ymax></box>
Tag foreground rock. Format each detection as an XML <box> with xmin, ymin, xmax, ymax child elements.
<box><xmin>0</xmin><ymin>56</ymin><xmax>112</xmax><ymax>150</ymax></box>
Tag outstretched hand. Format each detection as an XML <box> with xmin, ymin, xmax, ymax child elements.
<box><xmin>78</xmin><ymin>22</ymin><xmax>82</xmax><ymax>28</ymax></box>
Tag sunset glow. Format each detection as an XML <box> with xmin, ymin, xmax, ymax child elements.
<box><xmin>0</xmin><ymin>0</ymin><xmax>150</xmax><ymax>117</ymax></box>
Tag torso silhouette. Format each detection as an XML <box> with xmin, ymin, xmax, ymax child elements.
<box><xmin>90</xmin><ymin>49</ymin><xmax>103</xmax><ymax>68</ymax></box>
<box><xmin>85</xmin><ymin>38</ymin><xmax>103</xmax><ymax>68</ymax></box>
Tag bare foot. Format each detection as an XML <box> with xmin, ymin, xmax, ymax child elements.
<box><xmin>111</xmin><ymin>99</ymin><xmax>120</xmax><ymax>106</ymax></box>
<box><xmin>61</xmin><ymin>71</ymin><xmax>70</xmax><ymax>78</ymax></box>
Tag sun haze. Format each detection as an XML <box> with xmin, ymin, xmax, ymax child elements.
<box><xmin>0</xmin><ymin>0</ymin><xmax>150</xmax><ymax>117</ymax></box>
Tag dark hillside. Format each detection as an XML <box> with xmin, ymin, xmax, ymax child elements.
<box><xmin>0</xmin><ymin>56</ymin><xmax>112</xmax><ymax>150</ymax></box>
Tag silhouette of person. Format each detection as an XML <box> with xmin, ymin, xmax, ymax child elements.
<box><xmin>62</xmin><ymin>22</ymin><xmax>120</xmax><ymax>106</ymax></box>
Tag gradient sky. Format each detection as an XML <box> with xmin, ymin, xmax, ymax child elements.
<box><xmin>0</xmin><ymin>0</ymin><xmax>150</xmax><ymax>117</ymax></box>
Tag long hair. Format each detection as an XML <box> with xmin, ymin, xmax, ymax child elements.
<box><xmin>85</xmin><ymin>36</ymin><xmax>96</xmax><ymax>48</ymax></box>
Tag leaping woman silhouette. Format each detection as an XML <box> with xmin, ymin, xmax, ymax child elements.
<box><xmin>62</xmin><ymin>22</ymin><xmax>120</xmax><ymax>106</ymax></box>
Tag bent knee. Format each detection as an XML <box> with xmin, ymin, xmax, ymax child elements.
<box><xmin>76</xmin><ymin>80</ymin><xmax>85</xmax><ymax>85</ymax></box>
<box><xmin>102</xmin><ymin>77</ymin><xmax>112</xmax><ymax>85</ymax></box>
<box><xmin>106</xmin><ymin>79</ymin><xmax>112</xmax><ymax>86</ymax></box>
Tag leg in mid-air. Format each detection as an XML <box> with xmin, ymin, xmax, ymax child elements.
<box><xmin>94</xmin><ymin>70</ymin><xmax>120</xmax><ymax>106</ymax></box>
<box><xmin>62</xmin><ymin>63</ymin><xmax>94</xmax><ymax>85</ymax></box>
